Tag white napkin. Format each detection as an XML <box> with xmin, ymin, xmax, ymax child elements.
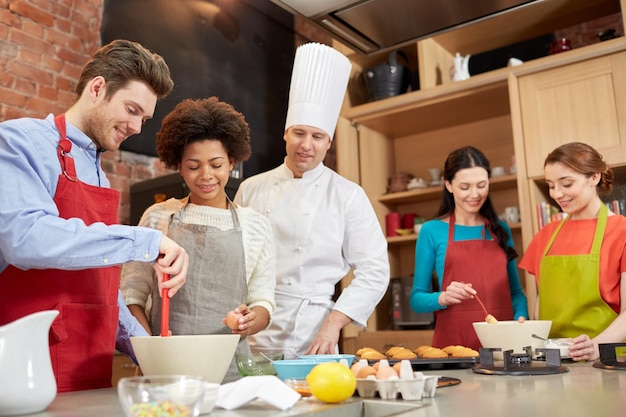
<box><xmin>216</xmin><ymin>375</ymin><xmax>301</xmax><ymax>410</ymax></box>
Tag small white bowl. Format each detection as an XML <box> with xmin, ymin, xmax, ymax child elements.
<box><xmin>544</xmin><ymin>338</ymin><xmax>573</xmax><ymax>358</ymax></box>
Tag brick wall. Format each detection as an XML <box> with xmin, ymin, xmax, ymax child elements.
<box><xmin>0</xmin><ymin>1</ymin><xmax>622</xmax><ymax>224</ymax></box>
<box><xmin>0</xmin><ymin>0</ymin><xmax>102</xmax><ymax>120</ymax></box>
<box><xmin>556</xmin><ymin>12</ymin><xmax>623</xmax><ymax>47</ymax></box>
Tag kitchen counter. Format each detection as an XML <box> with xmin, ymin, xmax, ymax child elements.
<box><xmin>28</xmin><ymin>362</ymin><xmax>626</xmax><ymax>417</ymax></box>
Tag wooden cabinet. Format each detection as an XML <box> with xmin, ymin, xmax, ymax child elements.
<box><xmin>112</xmin><ymin>352</ymin><xmax>138</xmax><ymax>387</ymax></box>
<box><xmin>516</xmin><ymin>52</ymin><xmax>626</xmax><ymax>178</ymax></box>
<box><xmin>335</xmin><ymin>0</ymin><xmax>626</xmax><ymax>353</ymax></box>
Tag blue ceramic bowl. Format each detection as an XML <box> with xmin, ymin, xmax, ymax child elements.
<box><xmin>272</xmin><ymin>360</ymin><xmax>319</xmax><ymax>381</ymax></box>
<box><xmin>298</xmin><ymin>354</ymin><xmax>356</xmax><ymax>365</ymax></box>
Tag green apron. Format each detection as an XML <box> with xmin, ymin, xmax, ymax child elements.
<box><xmin>538</xmin><ymin>204</ymin><xmax>617</xmax><ymax>338</ymax></box>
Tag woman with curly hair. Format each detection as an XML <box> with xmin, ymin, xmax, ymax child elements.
<box><xmin>410</xmin><ymin>146</ymin><xmax>528</xmax><ymax>350</ymax></box>
<box><xmin>120</xmin><ymin>97</ymin><xmax>276</xmax><ymax>382</ymax></box>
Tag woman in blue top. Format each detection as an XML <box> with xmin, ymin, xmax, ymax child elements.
<box><xmin>410</xmin><ymin>146</ymin><xmax>528</xmax><ymax>349</ymax></box>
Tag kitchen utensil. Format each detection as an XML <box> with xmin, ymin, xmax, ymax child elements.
<box><xmin>491</xmin><ymin>166</ymin><xmax>505</xmax><ymax>176</ymax></box>
<box><xmin>235</xmin><ymin>352</ymin><xmax>283</xmax><ymax>376</ymax></box>
<box><xmin>385</xmin><ymin>212</ymin><xmax>402</xmax><ymax>236</ymax></box>
<box><xmin>504</xmin><ymin>206</ymin><xmax>521</xmax><ymax>223</ymax></box>
<box><xmin>473</xmin><ymin>293</ymin><xmax>498</xmax><ymax>323</ymax></box>
<box><xmin>298</xmin><ymin>354</ymin><xmax>356</xmax><ymax>364</ymax></box>
<box><xmin>473</xmin><ymin>346</ymin><xmax>568</xmax><ymax>375</ymax></box>
<box><xmin>0</xmin><ymin>310</ymin><xmax>59</xmax><ymax>416</ymax></box>
<box><xmin>533</xmin><ymin>334</ymin><xmax>573</xmax><ymax>358</ymax></box>
<box><xmin>543</xmin><ymin>338</ymin><xmax>574</xmax><ymax>358</ymax></box>
<box><xmin>437</xmin><ymin>376</ymin><xmax>462</xmax><ymax>387</ymax></box>
<box><xmin>473</xmin><ymin>320</ymin><xmax>552</xmax><ymax>359</ymax></box>
<box><xmin>161</xmin><ymin>273</ymin><xmax>170</xmax><ymax>337</ymax></box>
<box><xmin>363</xmin><ymin>50</ymin><xmax>412</xmax><ymax>101</ymax></box>
<box><xmin>593</xmin><ymin>342</ymin><xmax>626</xmax><ymax>370</ymax></box>
<box><xmin>117</xmin><ymin>375</ymin><xmax>207</xmax><ymax>417</ymax></box>
<box><xmin>450</xmin><ymin>53</ymin><xmax>471</xmax><ymax>81</ymax></box>
<box><xmin>259</xmin><ymin>351</ymin><xmax>282</xmax><ymax>363</ymax></box>
<box><xmin>284</xmin><ymin>379</ymin><xmax>312</xmax><ymax>397</ymax></box>
<box><xmin>272</xmin><ymin>359</ymin><xmax>320</xmax><ymax>381</ymax></box>
<box><xmin>131</xmin><ymin>334</ymin><xmax>240</xmax><ymax>384</ymax></box>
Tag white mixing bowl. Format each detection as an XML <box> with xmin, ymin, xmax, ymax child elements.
<box><xmin>131</xmin><ymin>334</ymin><xmax>240</xmax><ymax>384</ymax></box>
<box><xmin>473</xmin><ymin>320</ymin><xmax>552</xmax><ymax>357</ymax></box>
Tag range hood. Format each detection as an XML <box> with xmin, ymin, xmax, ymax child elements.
<box><xmin>270</xmin><ymin>0</ymin><xmax>542</xmax><ymax>55</ymax></box>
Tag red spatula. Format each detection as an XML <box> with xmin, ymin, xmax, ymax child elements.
<box><xmin>160</xmin><ymin>273</ymin><xmax>170</xmax><ymax>337</ymax></box>
<box><xmin>474</xmin><ymin>293</ymin><xmax>498</xmax><ymax>323</ymax></box>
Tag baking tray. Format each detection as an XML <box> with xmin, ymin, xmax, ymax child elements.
<box><xmin>359</xmin><ymin>356</ymin><xmax>478</xmax><ymax>370</ymax></box>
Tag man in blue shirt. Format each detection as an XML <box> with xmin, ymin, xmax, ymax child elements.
<box><xmin>0</xmin><ymin>39</ymin><xmax>189</xmax><ymax>392</ymax></box>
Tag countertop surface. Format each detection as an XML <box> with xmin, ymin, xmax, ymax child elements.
<box><xmin>27</xmin><ymin>361</ymin><xmax>626</xmax><ymax>417</ymax></box>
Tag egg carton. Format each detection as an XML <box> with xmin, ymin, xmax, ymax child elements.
<box><xmin>353</xmin><ymin>359</ymin><xmax>439</xmax><ymax>400</ymax></box>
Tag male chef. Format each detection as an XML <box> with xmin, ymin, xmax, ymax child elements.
<box><xmin>235</xmin><ymin>42</ymin><xmax>390</xmax><ymax>358</ymax></box>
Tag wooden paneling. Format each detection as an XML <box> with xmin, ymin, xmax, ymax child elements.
<box><xmin>518</xmin><ymin>52</ymin><xmax>626</xmax><ymax>177</ymax></box>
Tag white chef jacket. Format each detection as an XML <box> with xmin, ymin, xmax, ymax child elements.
<box><xmin>234</xmin><ymin>161</ymin><xmax>390</xmax><ymax>358</ymax></box>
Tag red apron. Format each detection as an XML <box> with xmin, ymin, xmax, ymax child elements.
<box><xmin>0</xmin><ymin>115</ymin><xmax>120</xmax><ymax>392</ymax></box>
<box><xmin>432</xmin><ymin>214</ymin><xmax>513</xmax><ymax>350</ymax></box>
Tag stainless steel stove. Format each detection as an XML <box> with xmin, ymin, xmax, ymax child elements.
<box><xmin>472</xmin><ymin>346</ymin><xmax>569</xmax><ymax>375</ymax></box>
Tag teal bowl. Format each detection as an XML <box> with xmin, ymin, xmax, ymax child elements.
<box><xmin>272</xmin><ymin>360</ymin><xmax>319</xmax><ymax>381</ymax></box>
<box><xmin>298</xmin><ymin>354</ymin><xmax>356</xmax><ymax>365</ymax></box>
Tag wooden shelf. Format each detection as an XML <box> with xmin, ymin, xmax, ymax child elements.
<box><xmin>344</xmin><ymin>69</ymin><xmax>510</xmax><ymax>137</ymax></box>
<box><xmin>379</xmin><ymin>174</ymin><xmax>518</xmax><ymax>205</ymax></box>
<box><xmin>387</xmin><ymin>234</ymin><xmax>418</xmax><ymax>245</ymax></box>
<box><xmin>387</xmin><ymin>221</ymin><xmax>521</xmax><ymax>246</ymax></box>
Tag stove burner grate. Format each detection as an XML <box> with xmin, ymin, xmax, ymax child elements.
<box><xmin>473</xmin><ymin>346</ymin><xmax>569</xmax><ymax>375</ymax></box>
<box><xmin>593</xmin><ymin>343</ymin><xmax>626</xmax><ymax>370</ymax></box>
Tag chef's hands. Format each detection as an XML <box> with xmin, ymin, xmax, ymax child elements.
<box><xmin>153</xmin><ymin>235</ymin><xmax>189</xmax><ymax>297</ymax></box>
<box><xmin>568</xmin><ymin>334</ymin><xmax>599</xmax><ymax>361</ymax></box>
<box><xmin>439</xmin><ymin>281</ymin><xmax>476</xmax><ymax>306</ymax></box>
<box><xmin>223</xmin><ymin>305</ymin><xmax>270</xmax><ymax>337</ymax></box>
<box><xmin>305</xmin><ymin>310</ymin><xmax>351</xmax><ymax>355</ymax></box>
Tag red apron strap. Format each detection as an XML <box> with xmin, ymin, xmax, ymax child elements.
<box><xmin>54</xmin><ymin>114</ymin><xmax>78</xmax><ymax>181</ymax></box>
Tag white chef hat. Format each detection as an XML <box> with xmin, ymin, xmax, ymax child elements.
<box><xmin>284</xmin><ymin>42</ymin><xmax>352</xmax><ymax>141</ymax></box>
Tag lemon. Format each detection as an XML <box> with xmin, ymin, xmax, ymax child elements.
<box><xmin>306</xmin><ymin>362</ymin><xmax>356</xmax><ymax>403</ymax></box>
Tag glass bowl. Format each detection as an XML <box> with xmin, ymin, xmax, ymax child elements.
<box><xmin>117</xmin><ymin>375</ymin><xmax>207</xmax><ymax>417</ymax></box>
<box><xmin>284</xmin><ymin>379</ymin><xmax>312</xmax><ymax>397</ymax></box>
<box><xmin>235</xmin><ymin>352</ymin><xmax>284</xmax><ymax>376</ymax></box>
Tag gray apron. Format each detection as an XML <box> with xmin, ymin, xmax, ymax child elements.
<box><xmin>150</xmin><ymin>198</ymin><xmax>249</xmax><ymax>382</ymax></box>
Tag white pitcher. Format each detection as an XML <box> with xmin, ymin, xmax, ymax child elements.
<box><xmin>0</xmin><ymin>310</ymin><xmax>59</xmax><ymax>416</ymax></box>
<box><xmin>450</xmin><ymin>52</ymin><xmax>471</xmax><ymax>81</ymax></box>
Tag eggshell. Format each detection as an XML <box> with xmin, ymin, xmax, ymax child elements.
<box><xmin>376</xmin><ymin>366</ymin><xmax>399</xmax><ymax>380</ymax></box>
<box><xmin>392</xmin><ymin>361</ymin><xmax>402</xmax><ymax>375</ymax></box>
<box><xmin>225</xmin><ymin>311</ymin><xmax>240</xmax><ymax>329</ymax></box>
<box><xmin>356</xmin><ymin>365</ymin><xmax>377</xmax><ymax>379</ymax></box>
<box><xmin>351</xmin><ymin>362</ymin><xmax>361</xmax><ymax>376</ymax></box>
